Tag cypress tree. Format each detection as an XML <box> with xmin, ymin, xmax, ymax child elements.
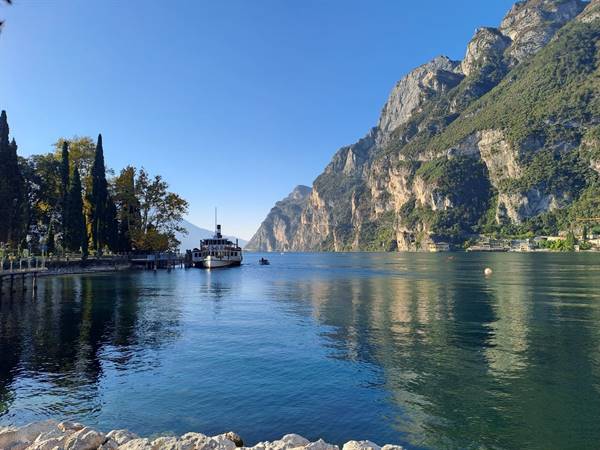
<box><xmin>9</xmin><ymin>138</ymin><xmax>26</xmax><ymax>247</ymax></box>
<box><xmin>0</xmin><ymin>111</ymin><xmax>26</xmax><ymax>248</ymax></box>
<box><xmin>88</xmin><ymin>134</ymin><xmax>109</xmax><ymax>253</ymax></box>
<box><xmin>66</xmin><ymin>167</ymin><xmax>88</xmax><ymax>256</ymax></box>
<box><xmin>0</xmin><ymin>110</ymin><xmax>12</xmax><ymax>244</ymax></box>
<box><xmin>60</xmin><ymin>141</ymin><xmax>70</xmax><ymax>228</ymax></box>
<box><xmin>46</xmin><ymin>223</ymin><xmax>55</xmax><ymax>255</ymax></box>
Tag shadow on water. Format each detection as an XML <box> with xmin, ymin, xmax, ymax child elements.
<box><xmin>1</xmin><ymin>253</ymin><xmax>600</xmax><ymax>450</ymax></box>
<box><xmin>0</xmin><ymin>272</ymin><xmax>183</xmax><ymax>423</ymax></box>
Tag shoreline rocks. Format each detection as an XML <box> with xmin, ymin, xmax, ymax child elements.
<box><xmin>0</xmin><ymin>421</ymin><xmax>404</xmax><ymax>450</ymax></box>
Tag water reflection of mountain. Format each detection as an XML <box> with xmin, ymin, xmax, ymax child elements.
<box><xmin>2</xmin><ymin>254</ymin><xmax>600</xmax><ymax>449</ymax></box>
<box><xmin>270</xmin><ymin>254</ymin><xmax>600</xmax><ymax>450</ymax></box>
<box><xmin>0</xmin><ymin>272</ymin><xmax>183</xmax><ymax>422</ymax></box>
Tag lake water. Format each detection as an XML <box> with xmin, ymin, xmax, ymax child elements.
<box><xmin>1</xmin><ymin>253</ymin><xmax>600</xmax><ymax>449</ymax></box>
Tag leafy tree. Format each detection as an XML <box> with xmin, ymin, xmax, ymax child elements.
<box><xmin>133</xmin><ymin>225</ymin><xmax>170</xmax><ymax>252</ymax></box>
<box><xmin>21</xmin><ymin>153</ymin><xmax>61</xmax><ymax>230</ymax></box>
<box><xmin>114</xmin><ymin>166</ymin><xmax>141</xmax><ymax>252</ymax></box>
<box><xmin>135</xmin><ymin>168</ymin><xmax>188</xmax><ymax>251</ymax></box>
<box><xmin>54</xmin><ymin>136</ymin><xmax>98</xmax><ymax>182</ymax></box>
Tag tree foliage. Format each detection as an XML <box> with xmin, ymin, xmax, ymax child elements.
<box><xmin>87</xmin><ymin>134</ymin><xmax>118</xmax><ymax>253</ymax></box>
<box><xmin>54</xmin><ymin>136</ymin><xmax>99</xmax><ymax>182</ymax></box>
<box><xmin>134</xmin><ymin>168</ymin><xmax>188</xmax><ymax>251</ymax></box>
<box><xmin>0</xmin><ymin>110</ymin><xmax>26</xmax><ymax>248</ymax></box>
<box><xmin>114</xmin><ymin>166</ymin><xmax>140</xmax><ymax>253</ymax></box>
<box><xmin>64</xmin><ymin>167</ymin><xmax>88</xmax><ymax>256</ymax></box>
<box><xmin>3</xmin><ymin>119</ymin><xmax>188</xmax><ymax>255</ymax></box>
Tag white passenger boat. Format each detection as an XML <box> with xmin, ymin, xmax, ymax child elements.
<box><xmin>190</xmin><ymin>224</ymin><xmax>243</xmax><ymax>269</ymax></box>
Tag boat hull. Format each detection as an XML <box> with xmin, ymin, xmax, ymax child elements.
<box><xmin>197</xmin><ymin>256</ymin><xmax>242</xmax><ymax>269</ymax></box>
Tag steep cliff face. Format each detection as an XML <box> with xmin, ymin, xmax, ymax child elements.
<box><xmin>461</xmin><ymin>28</ymin><xmax>511</xmax><ymax>77</ymax></box>
<box><xmin>578</xmin><ymin>0</ymin><xmax>600</xmax><ymax>22</ymax></box>
<box><xmin>499</xmin><ymin>0</ymin><xmax>587</xmax><ymax>63</ymax></box>
<box><xmin>249</xmin><ymin>0</ymin><xmax>599</xmax><ymax>251</ymax></box>
<box><xmin>245</xmin><ymin>186</ymin><xmax>311</xmax><ymax>251</ymax></box>
<box><xmin>377</xmin><ymin>56</ymin><xmax>463</xmax><ymax>146</ymax></box>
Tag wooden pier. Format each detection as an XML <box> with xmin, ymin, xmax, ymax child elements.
<box><xmin>0</xmin><ymin>252</ymin><xmax>186</xmax><ymax>297</ymax></box>
<box><xmin>0</xmin><ymin>266</ymin><xmax>48</xmax><ymax>296</ymax></box>
<box><xmin>130</xmin><ymin>253</ymin><xmax>185</xmax><ymax>271</ymax></box>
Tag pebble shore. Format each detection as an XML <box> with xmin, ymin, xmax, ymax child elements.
<box><xmin>0</xmin><ymin>421</ymin><xmax>405</xmax><ymax>450</ymax></box>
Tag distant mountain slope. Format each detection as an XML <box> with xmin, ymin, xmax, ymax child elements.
<box><xmin>176</xmin><ymin>219</ymin><xmax>247</xmax><ymax>251</ymax></box>
<box><xmin>250</xmin><ymin>0</ymin><xmax>600</xmax><ymax>251</ymax></box>
<box><xmin>246</xmin><ymin>186</ymin><xmax>311</xmax><ymax>251</ymax></box>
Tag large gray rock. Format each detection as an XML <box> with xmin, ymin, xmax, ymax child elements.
<box><xmin>249</xmin><ymin>433</ymin><xmax>311</xmax><ymax>450</ymax></box>
<box><xmin>106</xmin><ymin>429</ymin><xmax>140</xmax><ymax>446</ymax></box>
<box><xmin>98</xmin><ymin>438</ymin><xmax>119</xmax><ymax>450</ymax></box>
<box><xmin>58</xmin><ymin>421</ymin><xmax>86</xmax><ymax>433</ymax></box>
<box><xmin>117</xmin><ymin>438</ymin><xmax>153</xmax><ymax>450</ymax></box>
<box><xmin>149</xmin><ymin>436</ymin><xmax>180</xmax><ymax>449</ymax></box>
<box><xmin>63</xmin><ymin>426</ymin><xmax>106</xmax><ymax>450</ymax></box>
<box><xmin>224</xmin><ymin>432</ymin><xmax>244</xmax><ymax>447</ymax></box>
<box><xmin>210</xmin><ymin>433</ymin><xmax>242</xmax><ymax>449</ymax></box>
<box><xmin>0</xmin><ymin>420</ymin><xmax>58</xmax><ymax>450</ymax></box>
<box><xmin>304</xmin><ymin>439</ymin><xmax>338</xmax><ymax>450</ymax></box>
<box><xmin>28</xmin><ymin>425</ymin><xmax>77</xmax><ymax>450</ymax></box>
<box><xmin>175</xmin><ymin>432</ymin><xmax>236</xmax><ymax>450</ymax></box>
<box><xmin>342</xmin><ymin>441</ymin><xmax>381</xmax><ymax>450</ymax></box>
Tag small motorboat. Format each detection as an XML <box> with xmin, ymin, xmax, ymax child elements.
<box><xmin>259</xmin><ymin>258</ymin><xmax>270</xmax><ymax>265</ymax></box>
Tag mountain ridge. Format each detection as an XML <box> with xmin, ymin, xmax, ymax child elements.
<box><xmin>248</xmin><ymin>0</ymin><xmax>600</xmax><ymax>252</ymax></box>
<box><xmin>245</xmin><ymin>186</ymin><xmax>311</xmax><ymax>251</ymax></box>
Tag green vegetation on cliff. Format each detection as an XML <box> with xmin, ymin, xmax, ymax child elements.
<box><xmin>403</xmin><ymin>156</ymin><xmax>493</xmax><ymax>241</ymax></box>
<box><xmin>425</xmin><ymin>21</ymin><xmax>600</xmax><ymax>154</ymax></box>
<box><xmin>389</xmin><ymin>19</ymin><xmax>600</xmax><ymax>245</ymax></box>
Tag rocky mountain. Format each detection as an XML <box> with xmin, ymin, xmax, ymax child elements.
<box><xmin>249</xmin><ymin>0</ymin><xmax>600</xmax><ymax>251</ymax></box>
<box><xmin>245</xmin><ymin>185</ymin><xmax>311</xmax><ymax>251</ymax></box>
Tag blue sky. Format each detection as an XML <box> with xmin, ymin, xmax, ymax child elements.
<box><xmin>0</xmin><ymin>0</ymin><xmax>515</xmax><ymax>240</ymax></box>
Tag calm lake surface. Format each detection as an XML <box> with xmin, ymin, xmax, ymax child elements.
<box><xmin>1</xmin><ymin>253</ymin><xmax>600</xmax><ymax>449</ymax></box>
